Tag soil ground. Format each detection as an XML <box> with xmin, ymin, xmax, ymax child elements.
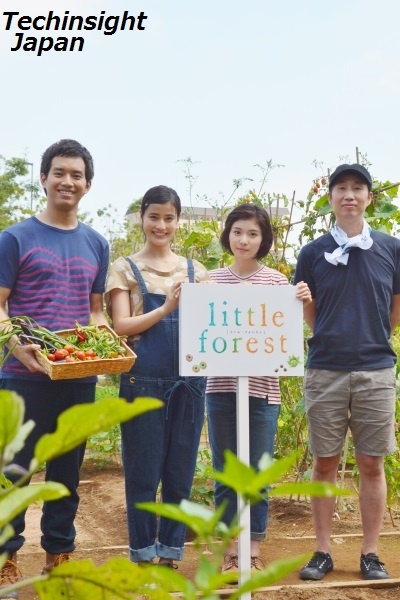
<box><xmin>12</xmin><ymin>460</ymin><xmax>400</xmax><ymax>599</ymax></box>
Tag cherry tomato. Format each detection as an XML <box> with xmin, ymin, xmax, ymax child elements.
<box><xmin>75</xmin><ymin>351</ymin><xmax>85</xmax><ymax>361</ymax></box>
<box><xmin>47</xmin><ymin>353</ymin><xmax>56</xmax><ymax>362</ymax></box>
<box><xmin>65</xmin><ymin>355</ymin><xmax>75</xmax><ymax>363</ymax></box>
<box><xmin>85</xmin><ymin>349</ymin><xmax>95</xmax><ymax>358</ymax></box>
<box><xmin>54</xmin><ymin>349</ymin><xmax>67</xmax><ymax>361</ymax></box>
<box><xmin>64</xmin><ymin>345</ymin><xmax>75</xmax><ymax>354</ymax></box>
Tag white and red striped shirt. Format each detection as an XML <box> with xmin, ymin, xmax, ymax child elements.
<box><xmin>205</xmin><ymin>265</ymin><xmax>288</xmax><ymax>403</ymax></box>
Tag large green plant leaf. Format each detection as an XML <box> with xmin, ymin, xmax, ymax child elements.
<box><xmin>0</xmin><ymin>390</ymin><xmax>36</xmax><ymax>466</ymax></box>
<box><xmin>212</xmin><ymin>450</ymin><xmax>256</xmax><ymax>493</ymax></box>
<box><xmin>0</xmin><ymin>525</ymin><xmax>15</xmax><ymax>548</ymax></box>
<box><xmin>213</xmin><ymin>451</ymin><xmax>298</xmax><ymax>501</ymax></box>
<box><xmin>269</xmin><ymin>480</ymin><xmax>354</xmax><ymax>497</ymax></box>
<box><xmin>232</xmin><ymin>554</ymin><xmax>311</xmax><ymax>597</ymax></box>
<box><xmin>182</xmin><ymin>230</ymin><xmax>214</xmax><ymax>250</ymax></box>
<box><xmin>372</xmin><ymin>201</ymin><xmax>398</xmax><ymax>218</ymax></box>
<box><xmin>3</xmin><ymin>421</ymin><xmax>35</xmax><ymax>466</ymax></box>
<box><xmin>33</xmin><ymin>397</ymin><xmax>162</xmax><ymax>467</ymax></box>
<box><xmin>0</xmin><ymin>483</ymin><xmax>68</xmax><ymax>527</ymax></box>
<box><xmin>314</xmin><ymin>193</ymin><xmax>332</xmax><ymax>216</ymax></box>
<box><xmin>34</xmin><ymin>557</ymin><xmax>195</xmax><ymax>599</ymax></box>
<box><xmin>247</xmin><ymin>453</ymin><xmax>298</xmax><ymax>493</ymax></box>
<box><xmin>213</xmin><ymin>451</ymin><xmax>352</xmax><ymax>503</ymax></box>
<box><xmin>0</xmin><ymin>391</ymin><xmax>24</xmax><ymax>452</ymax></box>
<box><xmin>136</xmin><ymin>499</ymin><xmax>231</xmax><ymax>539</ymax></box>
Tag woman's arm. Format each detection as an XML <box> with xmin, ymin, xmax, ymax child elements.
<box><xmin>110</xmin><ymin>283</ymin><xmax>181</xmax><ymax>337</ymax></box>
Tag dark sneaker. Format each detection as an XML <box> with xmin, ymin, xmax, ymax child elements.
<box><xmin>299</xmin><ymin>551</ymin><xmax>333</xmax><ymax>580</ymax></box>
<box><xmin>360</xmin><ymin>553</ymin><xmax>389</xmax><ymax>580</ymax></box>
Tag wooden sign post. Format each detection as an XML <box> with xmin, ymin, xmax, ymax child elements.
<box><xmin>180</xmin><ymin>283</ymin><xmax>304</xmax><ymax>596</ymax></box>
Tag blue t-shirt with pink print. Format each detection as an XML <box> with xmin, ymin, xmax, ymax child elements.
<box><xmin>0</xmin><ymin>216</ymin><xmax>109</xmax><ymax>379</ymax></box>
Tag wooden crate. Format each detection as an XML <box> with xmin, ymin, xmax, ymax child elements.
<box><xmin>35</xmin><ymin>324</ymin><xmax>136</xmax><ymax>380</ymax></box>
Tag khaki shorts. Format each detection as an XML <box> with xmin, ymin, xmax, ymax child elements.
<box><xmin>304</xmin><ymin>368</ymin><xmax>396</xmax><ymax>457</ymax></box>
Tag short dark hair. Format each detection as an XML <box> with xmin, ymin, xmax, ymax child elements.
<box><xmin>141</xmin><ymin>185</ymin><xmax>181</xmax><ymax>217</ymax></box>
<box><xmin>40</xmin><ymin>139</ymin><xmax>94</xmax><ymax>183</ymax></box>
<box><xmin>220</xmin><ymin>203</ymin><xmax>273</xmax><ymax>260</ymax></box>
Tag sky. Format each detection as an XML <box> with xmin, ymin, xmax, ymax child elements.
<box><xmin>1</xmin><ymin>0</ymin><xmax>400</xmax><ymax>236</ymax></box>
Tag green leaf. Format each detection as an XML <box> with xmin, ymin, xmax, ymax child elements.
<box><xmin>374</xmin><ymin>182</ymin><xmax>399</xmax><ymax>199</ymax></box>
<box><xmin>0</xmin><ymin>525</ymin><xmax>15</xmax><ymax>548</ymax></box>
<box><xmin>231</xmin><ymin>553</ymin><xmax>311</xmax><ymax>597</ymax></box>
<box><xmin>213</xmin><ymin>451</ymin><xmax>256</xmax><ymax>493</ymax></box>
<box><xmin>0</xmin><ymin>483</ymin><xmax>69</xmax><ymax>527</ymax></box>
<box><xmin>0</xmin><ymin>390</ymin><xmax>35</xmax><ymax>466</ymax></box>
<box><xmin>182</xmin><ymin>230</ymin><xmax>214</xmax><ymax>250</ymax></box>
<box><xmin>202</xmin><ymin>256</ymin><xmax>221</xmax><ymax>270</ymax></box>
<box><xmin>33</xmin><ymin>397</ymin><xmax>162</xmax><ymax>466</ymax></box>
<box><xmin>3</xmin><ymin>420</ymin><xmax>35</xmax><ymax>465</ymax></box>
<box><xmin>246</xmin><ymin>453</ymin><xmax>298</xmax><ymax>494</ymax></box>
<box><xmin>0</xmin><ymin>391</ymin><xmax>24</xmax><ymax>452</ymax></box>
<box><xmin>269</xmin><ymin>481</ymin><xmax>355</xmax><ymax>497</ymax></box>
<box><xmin>314</xmin><ymin>193</ymin><xmax>329</xmax><ymax>209</ymax></box>
<box><xmin>34</xmin><ymin>557</ymin><xmax>196</xmax><ymax>599</ymax></box>
<box><xmin>136</xmin><ymin>499</ymin><xmax>229</xmax><ymax>539</ymax></box>
<box><xmin>213</xmin><ymin>452</ymin><xmax>299</xmax><ymax>502</ymax></box>
<box><xmin>317</xmin><ymin>203</ymin><xmax>333</xmax><ymax>216</ymax></box>
<box><xmin>195</xmin><ymin>552</ymin><xmax>244</xmax><ymax>590</ymax></box>
<box><xmin>373</xmin><ymin>202</ymin><xmax>398</xmax><ymax>218</ymax></box>
<box><xmin>385</xmin><ymin>185</ymin><xmax>399</xmax><ymax>199</ymax></box>
<box><xmin>314</xmin><ymin>193</ymin><xmax>332</xmax><ymax>216</ymax></box>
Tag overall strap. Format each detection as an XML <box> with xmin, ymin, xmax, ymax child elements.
<box><xmin>187</xmin><ymin>258</ymin><xmax>195</xmax><ymax>283</ymax></box>
<box><xmin>125</xmin><ymin>257</ymin><xmax>147</xmax><ymax>295</ymax></box>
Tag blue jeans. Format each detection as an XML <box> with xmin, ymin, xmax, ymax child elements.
<box><xmin>206</xmin><ymin>392</ymin><xmax>280</xmax><ymax>540</ymax></box>
<box><xmin>120</xmin><ymin>374</ymin><xmax>205</xmax><ymax>562</ymax></box>
<box><xmin>0</xmin><ymin>378</ymin><xmax>95</xmax><ymax>554</ymax></box>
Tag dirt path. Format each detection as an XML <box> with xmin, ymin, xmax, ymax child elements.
<box><xmin>14</xmin><ymin>462</ymin><xmax>400</xmax><ymax>599</ymax></box>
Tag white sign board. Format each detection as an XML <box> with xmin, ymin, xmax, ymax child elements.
<box><xmin>179</xmin><ymin>283</ymin><xmax>304</xmax><ymax>377</ymax></box>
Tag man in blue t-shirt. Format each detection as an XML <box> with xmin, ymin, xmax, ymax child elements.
<box><xmin>294</xmin><ymin>164</ymin><xmax>400</xmax><ymax>582</ymax></box>
<box><xmin>0</xmin><ymin>140</ymin><xmax>109</xmax><ymax>584</ymax></box>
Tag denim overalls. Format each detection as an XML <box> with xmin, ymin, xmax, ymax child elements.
<box><xmin>120</xmin><ymin>258</ymin><xmax>205</xmax><ymax>563</ymax></box>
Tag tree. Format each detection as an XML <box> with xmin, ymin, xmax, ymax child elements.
<box><xmin>94</xmin><ymin>202</ymin><xmax>144</xmax><ymax>263</ymax></box>
<box><xmin>0</xmin><ymin>155</ymin><xmax>134</xmax><ymax>253</ymax></box>
<box><xmin>0</xmin><ymin>156</ymin><xmax>41</xmax><ymax>230</ymax></box>
<box><xmin>126</xmin><ymin>198</ymin><xmax>142</xmax><ymax>215</ymax></box>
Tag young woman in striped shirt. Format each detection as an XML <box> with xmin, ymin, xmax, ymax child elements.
<box><xmin>206</xmin><ymin>203</ymin><xmax>310</xmax><ymax>574</ymax></box>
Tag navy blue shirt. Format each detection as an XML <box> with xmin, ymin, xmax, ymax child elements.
<box><xmin>294</xmin><ymin>230</ymin><xmax>400</xmax><ymax>370</ymax></box>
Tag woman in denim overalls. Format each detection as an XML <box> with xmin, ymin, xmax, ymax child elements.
<box><xmin>106</xmin><ymin>186</ymin><xmax>209</xmax><ymax>568</ymax></box>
